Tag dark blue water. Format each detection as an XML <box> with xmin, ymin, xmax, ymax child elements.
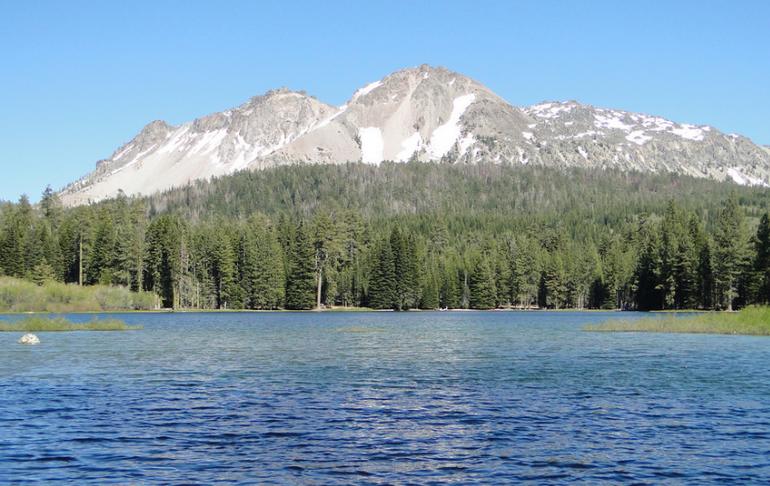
<box><xmin>2</xmin><ymin>311</ymin><xmax>770</xmax><ymax>484</ymax></box>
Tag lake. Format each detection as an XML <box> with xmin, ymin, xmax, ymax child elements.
<box><xmin>2</xmin><ymin>311</ymin><xmax>770</xmax><ymax>483</ymax></box>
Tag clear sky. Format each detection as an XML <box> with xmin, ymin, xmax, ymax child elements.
<box><xmin>1</xmin><ymin>0</ymin><xmax>769</xmax><ymax>201</ymax></box>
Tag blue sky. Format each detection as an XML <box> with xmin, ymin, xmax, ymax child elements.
<box><xmin>1</xmin><ymin>0</ymin><xmax>769</xmax><ymax>201</ymax></box>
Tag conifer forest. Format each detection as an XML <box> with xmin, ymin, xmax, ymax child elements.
<box><xmin>3</xmin><ymin>162</ymin><xmax>770</xmax><ymax>311</ymax></box>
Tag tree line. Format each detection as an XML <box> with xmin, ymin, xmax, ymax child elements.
<box><xmin>1</xmin><ymin>163</ymin><xmax>770</xmax><ymax>310</ymax></box>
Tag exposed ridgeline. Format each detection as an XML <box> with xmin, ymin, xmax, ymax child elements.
<box><xmin>4</xmin><ymin>163</ymin><xmax>770</xmax><ymax>311</ymax></box>
<box><xmin>61</xmin><ymin>65</ymin><xmax>770</xmax><ymax>205</ymax></box>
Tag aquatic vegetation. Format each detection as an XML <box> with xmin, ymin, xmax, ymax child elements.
<box><xmin>334</xmin><ymin>326</ymin><xmax>385</xmax><ymax>333</ymax></box>
<box><xmin>585</xmin><ymin>306</ymin><xmax>770</xmax><ymax>335</ymax></box>
<box><xmin>0</xmin><ymin>316</ymin><xmax>141</xmax><ymax>332</ymax></box>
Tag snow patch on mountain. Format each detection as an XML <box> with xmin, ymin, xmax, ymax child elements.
<box><xmin>594</xmin><ymin>112</ymin><xmax>634</xmax><ymax>132</ymax></box>
<box><xmin>396</xmin><ymin>132</ymin><xmax>423</xmax><ymax>162</ymax></box>
<box><xmin>359</xmin><ymin>127</ymin><xmax>384</xmax><ymax>164</ymax></box>
<box><xmin>671</xmin><ymin>124</ymin><xmax>706</xmax><ymax>141</ymax></box>
<box><xmin>352</xmin><ymin>80</ymin><xmax>382</xmax><ymax>100</ymax></box>
<box><xmin>626</xmin><ymin>130</ymin><xmax>652</xmax><ymax>145</ymax></box>
<box><xmin>527</xmin><ymin>102</ymin><xmax>576</xmax><ymax>119</ymax></box>
<box><xmin>427</xmin><ymin>93</ymin><xmax>476</xmax><ymax>159</ymax></box>
<box><xmin>727</xmin><ymin>168</ymin><xmax>768</xmax><ymax>187</ymax></box>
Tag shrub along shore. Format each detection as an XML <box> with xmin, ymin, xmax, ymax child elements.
<box><xmin>585</xmin><ymin>306</ymin><xmax>770</xmax><ymax>336</ymax></box>
<box><xmin>0</xmin><ymin>277</ymin><xmax>155</xmax><ymax>313</ymax></box>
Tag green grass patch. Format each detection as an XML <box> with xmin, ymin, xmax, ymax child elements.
<box><xmin>585</xmin><ymin>306</ymin><xmax>770</xmax><ymax>336</ymax></box>
<box><xmin>0</xmin><ymin>277</ymin><xmax>156</xmax><ymax>313</ymax></box>
<box><xmin>0</xmin><ymin>316</ymin><xmax>141</xmax><ymax>332</ymax></box>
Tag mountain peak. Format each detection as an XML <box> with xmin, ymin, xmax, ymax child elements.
<box><xmin>59</xmin><ymin>66</ymin><xmax>770</xmax><ymax>206</ymax></box>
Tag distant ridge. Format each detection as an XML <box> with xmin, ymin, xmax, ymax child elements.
<box><xmin>61</xmin><ymin>65</ymin><xmax>770</xmax><ymax>205</ymax></box>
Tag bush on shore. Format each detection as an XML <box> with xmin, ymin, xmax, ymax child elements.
<box><xmin>0</xmin><ymin>277</ymin><xmax>156</xmax><ymax>313</ymax></box>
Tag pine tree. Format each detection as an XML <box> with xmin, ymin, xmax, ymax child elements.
<box><xmin>469</xmin><ymin>257</ymin><xmax>497</xmax><ymax>309</ymax></box>
<box><xmin>494</xmin><ymin>242</ymin><xmax>513</xmax><ymax>307</ymax></box>
<box><xmin>87</xmin><ymin>209</ymin><xmax>117</xmax><ymax>285</ymax></box>
<box><xmin>143</xmin><ymin>215</ymin><xmax>183</xmax><ymax>308</ymax></box>
<box><xmin>368</xmin><ymin>238</ymin><xmax>396</xmax><ymax>309</ymax></box>
<box><xmin>440</xmin><ymin>259</ymin><xmax>462</xmax><ymax>309</ymax></box>
<box><xmin>510</xmin><ymin>237</ymin><xmax>540</xmax><ymax>308</ymax></box>
<box><xmin>754</xmin><ymin>213</ymin><xmax>770</xmax><ymax>304</ymax></box>
<box><xmin>0</xmin><ymin>196</ymin><xmax>33</xmax><ymax>278</ymax></box>
<box><xmin>40</xmin><ymin>185</ymin><xmax>62</xmax><ymax>228</ymax></box>
<box><xmin>713</xmin><ymin>196</ymin><xmax>749</xmax><ymax>310</ymax></box>
<box><xmin>285</xmin><ymin>222</ymin><xmax>316</xmax><ymax>310</ymax></box>
<box><xmin>420</xmin><ymin>272</ymin><xmax>440</xmax><ymax>309</ymax></box>
<box><xmin>241</xmin><ymin>219</ymin><xmax>285</xmax><ymax>309</ymax></box>
<box><xmin>390</xmin><ymin>227</ymin><xmax>419</xmax><ymax>310</ymax></box>
<box><xmin>212</xmin><ymin>231</ymin><xmax>238</xmax><ymax>309</ymax></box>
<box><xmin>697</xmin><ymin>238</ymin><xmax>715</xmax><ymax>309</ymax></box>
<box><xmin>633</xmin><ymin>217</ymin><xmax>663</xmax><ymax>310</ymax></box>
<box><xmin>540</xmin><ymin>253</ymin><xmax>566</xmax><ymax>309</ymax></box>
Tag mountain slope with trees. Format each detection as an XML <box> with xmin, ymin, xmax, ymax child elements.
<box><xmin>4</xmin><ymin>163</ymin><xmax>770</xmax><ymax>311</ymax></box>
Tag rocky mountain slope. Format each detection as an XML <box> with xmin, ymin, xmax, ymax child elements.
<box><xmin>61</xmin><ymin>65</ymin><xmax>770</xmax><ymax>205</ymax></box>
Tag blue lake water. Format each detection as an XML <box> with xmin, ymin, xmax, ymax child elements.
<box><xmin>1</xmin><ymin>311</ymin><xmax>770</xmax><ymax>484</ymax></box>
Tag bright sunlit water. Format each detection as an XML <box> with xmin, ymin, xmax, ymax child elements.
<box><xmin>2</xmin><ymin>311</ymin><xmax>770</xmax><ymax>483</ymax></box>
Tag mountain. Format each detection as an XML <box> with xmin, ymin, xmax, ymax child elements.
<box><xmin>60</xmin><ymin>65</ymin><xmax>770</xmax><ymax>205</ymax></box>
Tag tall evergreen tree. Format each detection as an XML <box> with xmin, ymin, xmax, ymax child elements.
<box><xmin>439</xmin><ymin>256</ymin><xmax>462</xmax><ymax>309</ymax></box>
<box><xmin>469</xmin><ymin>257</ymin><xmax>497</xmax><ymax>309</ymax></box>
<box><xmin>211</xmin><ymin>231</ymin><xmax>239</xmax><ymax>309</ymax></box>
<box><xmin>284</xmin><ymin>222</ymin><xmax>316</xmax><ymax>310</ymax></box>
<box><xmin>713</xmin><ymin>196</ymin><xmax>749</xmax><ymax>310</ymax></box>
<box><xmin>368</xmin><ymin>238</ymin><xmax>396</xmax><ymax>309</ymax></box>
<box><xmin>633</xmin><ymin>218</ymin><xmax>663</xmax><ymax>310</ymax></box>
<box><xmin>241</xmin><ymin>219</ymin><xmax>285</xmax><ymax>309</ymax></box>
<box><xmin>754</xmin><ymin>214</ymin><xmax>770</xmax><ymax>304</ymax></box>
<box><xmin>391</xmin><ymin>227</ymin><xmax>419</xmax><ymax>310</ymax></box>
<box><xmin>143</xmin><ymin>215</ymin><xmax>184</xmax><ymax>308</ymax></box>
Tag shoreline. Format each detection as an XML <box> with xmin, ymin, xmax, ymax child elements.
<box><xmin>0</xmin><ymin>307</ymin><xmax>715</xmax><ymax>316</ymax></box>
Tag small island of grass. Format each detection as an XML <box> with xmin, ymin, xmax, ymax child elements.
<box><xmin>585</xmin><ymin>306</ymin><xmax>770</xmax><ymax>336</ymax></box>
<box><xmin>0</xmin><ymin>316</ymin><xmax>141</xmax><ymax>332</ymax></box>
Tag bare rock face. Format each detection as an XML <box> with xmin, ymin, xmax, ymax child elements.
<box><xmin>18</xmin><ymin>334</ymin><xmax>40</xmax><ymax>345</ymax></box>
<box><xmin>62</xmin><ymin>89</ymin><xmax>337</xmax><ymax>205</ymax></box>
<box><xmin>60</xmin><ymin>65</ymin><xmax>770</xmax><ymax>206</ymax></box>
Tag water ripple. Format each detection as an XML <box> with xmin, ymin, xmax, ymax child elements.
<box><xmin>2</xmin><ymin>311</ymin><xmax>770</xmax><ymax>483</ymax></box>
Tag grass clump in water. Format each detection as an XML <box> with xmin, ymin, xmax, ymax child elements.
<box><xmin>585</xmin><ymin>306</ymin><xmax>770</xmax><ymax>336</ymax></box>
<box><xmin>335</xmin><ymin>326</ymin><xmax>385</xmax><ymax>333</ymax></box>
<box><xmin>0</xmin><ymin>316</ymin><xmax>141</xmax><ymax>332</ymax></box>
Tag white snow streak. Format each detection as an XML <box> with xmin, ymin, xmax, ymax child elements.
<box><xmin>395</xmin><ymin>132</ymin><xmax>423</xmax><ymax>162</ymax></box>
<box><xmin>359</xmin><ymin>127</ymin><xmax>384</xmax><ymax>164</ymax></box>
<box><xmin>315</xmin><ymin>104</ymin><xmax>348</xmax><ymax>129</ymax></box>
<box><xmin>428</xmin><ymin>93</ymin><xmax>476</xmax><ymax>159</ymax></box>
<box><xmin>727</xmin><ymin>168</ymin><xmax>768</xmax><ymax>187</ymax></box>
<box><xmin>352</xmin><ymin>81</ymin><xmax>382</xmax><ymax>100</ymax></box>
